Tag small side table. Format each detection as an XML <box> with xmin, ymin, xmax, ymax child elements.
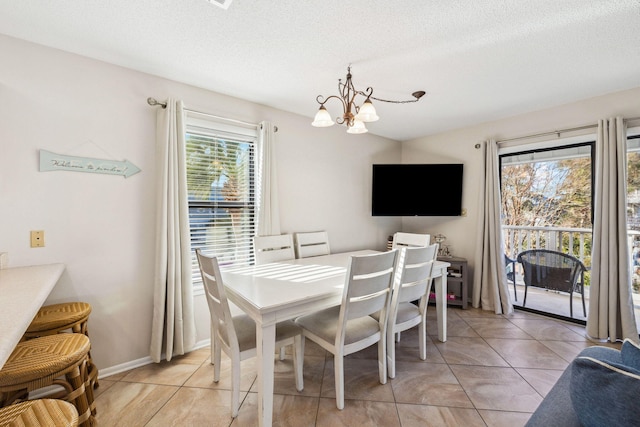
<box><xmin>436</xmin><ymin>256</ymin><xmax>468</xmax><ymax>309</ymax></box>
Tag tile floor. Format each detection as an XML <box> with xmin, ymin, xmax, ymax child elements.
<box><xmin>93</xmin><ymin>307</ymin><xmax>619</xmax><ymax>427</ymax></box>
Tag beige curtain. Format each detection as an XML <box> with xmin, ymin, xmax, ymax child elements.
<box><xmin>256</xmin><ymin>121</ymin><xmax>280</xmax><ymax>236</ymax></box>
<box><xmin>587</xmin><ymin>117</ymin><xmax>638</xmax><ymax>342</ymax></box>
<box><xmin>472</xmin><ymin>139</ymin><xmax>513</xmax><ymax>314</ymax></box>
<box><xmin>150</xmin><ymin>98</ymin><xmax>197</xmax><ymax>362</ymax></box>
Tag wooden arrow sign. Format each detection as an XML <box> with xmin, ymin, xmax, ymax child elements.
<box><xmin>39</xmin><ymin>149</ymin><xmax>141</xmax><ymax>178</ymax></box>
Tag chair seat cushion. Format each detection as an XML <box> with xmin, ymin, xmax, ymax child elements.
<box><xmin>395</xmin><ymin>302</ymin><xmax>420</xmax><ymax>324</ymax></box>
<box><xmin>229</xmin><ymin>315</ymin><xmax>300</xmax><ymax>353</ymax></box>
<box><xmin>371</xmin><ymin>302</ymin><xmax>419</xmax><ymax>324</ymax></box>
<box><xmin>296</xmin><ymin>306</ymin><xmax>380</xmax><ymax>346</ymax></box>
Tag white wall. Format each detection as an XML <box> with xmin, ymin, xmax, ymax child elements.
<box><xmin>402</xmin><ymin>86</ymin><xmax>640</xmax><ymax>283</ymax></box>
<box><xmin>0</xmin><ymin>34</ymin><xmax>402</xmax><ymax>371</ymax></box>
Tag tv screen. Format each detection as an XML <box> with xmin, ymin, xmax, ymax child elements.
<box><xmin>372</xmin><ymin>164</ymin><xmax>463</xmax><ymax>216</ymax></box>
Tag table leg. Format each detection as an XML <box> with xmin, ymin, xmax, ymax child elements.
<box><xmin>256</xmin><ymin>322</ymin><xmax>276</xmax><ymax>427</ymax></box>
<box><xmin>434</xmin><ymin>272</ymin><xmax>448</xmax><ymax>342</ymax></box>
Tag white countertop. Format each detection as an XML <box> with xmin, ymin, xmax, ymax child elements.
<box><xmin>0</xmin><ymin>263</ymin><xmax>65</xmax><ymax>369</ymax></box>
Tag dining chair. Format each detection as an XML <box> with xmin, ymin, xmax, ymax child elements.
<box><xmin>376</xmin><ymin>244</ymin><xmax>438</xmax><ymax>378</ymax></box>
<box><xmin>253</xmin><ymin>234</ymin><xmax>295</xmax><ymax>264</ymax></box>
<box><xmin>294</xmin><ymin>231</ymin><xmax>330</xmax><ymax>258</ymax></box>
<box><xmin>295</xmin><ymin>250</ymin><xmax>398</xmax><ymax>409</ymax></box>
<box><xmin>195</xmin><ymin>249</ymin><xmax>304</xmax><ymax>417</ymax></box>
<box><xmin>391</xmin><ymin>232</ymin><xmax>431</xmax><ymax>250</ymax></box>
<box><xmin>252</xmin><ymin>234</ymin><xmax>296</xmax><ymax>360</ymax></box>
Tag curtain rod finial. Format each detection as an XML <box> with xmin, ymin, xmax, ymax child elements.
<box><xmin>147</xmin><ymin>97</ymin><xmax>167</xmax><ymax>108</ymax></box>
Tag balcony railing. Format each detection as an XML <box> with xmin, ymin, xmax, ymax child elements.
<box><xmin>504</xmin><ymin>225</ymin><xmax>640</xmax><ymax>273</ymax></box>
<box><xmin>503</xmin><ymin>225</ymin><xmax>593</xmax><ymax>266</ymax></box>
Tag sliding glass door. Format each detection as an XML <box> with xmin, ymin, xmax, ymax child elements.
<box><xmin>500</xmin><ymin>142</ymin><xmax>593</xmax><ymax>322</ymax></box>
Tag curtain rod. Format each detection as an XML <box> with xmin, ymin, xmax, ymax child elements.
<box><xmin>497</xmin><ymin>116</ymin><xmax>640</xmax><ymax>144</ymax></box>
<box><xmin>147</xmin><ymin>97</ymin><xmax>277</xmax><ymax>131</ymax></box>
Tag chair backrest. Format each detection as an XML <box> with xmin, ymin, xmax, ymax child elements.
<box><xmin>391</xmin><ymin>232</ymin><xmax>431</xmax><ymax>250</ymax></box>
<box><xmin>336</xmin><ymin>250</ymin><xmax>398</xmax><ymax>345</ymax></box>
<box><xmin>393</xmin><ymin>244</ymin><xmax>439</xmax><ymax>305</ymax></box>
<box><xmin>254</xmin><ymin>234</ymin><xmax>295</xmax><ymax>264</ymax></box>
<box><xmin>294</xmin><ymin>231</ymin><xmax>330</xmax><ymax>258</ymax></box>
<box><xmin>517</xmin><ymin>249</ymin><xmax>586</xmax><ymax>293</ymax></box>
<box><xmin>505</xmin><ymin>253</ymin><xmax>517</xmax><ymax>280</ymax></box>
<box><xmin>195</xmin><ymin>249</ymin><xmax>238</xmax><ymax>350</ymax></box>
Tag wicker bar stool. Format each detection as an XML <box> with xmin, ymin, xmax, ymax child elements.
<box><xmin>23</xmin><ymin>302</ymin><xmax>99</xmax><ymax>390</ymax></box>
<box><xmin>0</xmin><ymin>399</ymin><xmax>78</xmax><ymax>427</ymax></box>
<box><xmin>0</xmin><ymin>334</ymin><xmax>94</xmax><ymax>427</ymax></box>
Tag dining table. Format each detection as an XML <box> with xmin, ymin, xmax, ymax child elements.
<box><xmin>0</xmin><ymin>263</ymin><xmax>65</xmax><ymax>370</ymax></box>
<box><xmin>220</xmin><ymin>249</ymin><xmax>450</xmax><ymax>427</ymax></box>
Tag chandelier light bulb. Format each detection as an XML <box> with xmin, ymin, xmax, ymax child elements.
<box><xmin>346</xmin><ymin>119</ymin><xmax>368</xmax><ymax>134</ymax></box>
<box><xmin>311</xmin><ymin>106</ymin><xmax>335</xmax><ymax>127</ymax></box>
<box><xmin>355</xmin><ymin>98</ymin><xmax>379</xmax><ymax>123</ymax></box>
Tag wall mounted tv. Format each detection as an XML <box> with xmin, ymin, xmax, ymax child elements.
<box><xmin>372</xmin><ymin>164</ymin><xmax>463</xmax><ymax>216</ymax></box>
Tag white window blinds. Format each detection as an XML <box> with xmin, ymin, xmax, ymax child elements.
<box><xmin>185</xmin><ymin>115</ymin><xmax>257</xmax><ymax>285</ymax></box>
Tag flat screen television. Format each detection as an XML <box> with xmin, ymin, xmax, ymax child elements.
<box><xmin>372</xmin><ymin>164</ymin><xmax>463</xmax><ymax>216</ymax></box>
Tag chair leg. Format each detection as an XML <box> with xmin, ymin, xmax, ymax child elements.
<box><xmin>66</xmin><ymin>363</ymin><xmax>93</xmax><ymax>427</ymax></box>
<box><xmin>513</xmin><ymin>281</ymin><xmax>518</xmax><ymax>302</ymax></box>
<box><xmin>387</xmin><ymin>327</ymin><xmax>396</xmax><ymax>379</ymax></box>
<box><xmin>582</xmin><ymin>291</ymin><xmax>586</xmax><ymax>317</ymax></box>
<box><xmin>213</xmin><ymin>338</ymin><xmax>222</xmax><ymax>383</ymax></box>
<box><xmin>419</xmin><ymin>320</ymin><xmax>427</xmax><ymax>361</ymax></box>
<box><xmin>334</xmin><ymin>354</ymin><xmax>345</xmax><ymax>410</ymax></box>
<box><xmin>378</xmin><ymin>336</ymin><xmax>387</xmax><ymax>385</ymax></box>
<box><xmin>210</xmin><ymin>320</ymin><xmax>216</xmax><ymax>365</ymax></box>
<box><xmin>293</xmin><ymin>336</ymin><xmax>304</xmax><ymax>392</ymax></box>
<box><xmin>569</xmin><ymin>290</ymin><xmax>574</xmax><ymax>318</ymax></box>
<box><xmin>523</xmin><ymin>285</ymin><xmax>528</xmax><ymax>308</ymax></box>
<box><xmin>231</xmin><ymin>352</ymin><xmax>241</xmax><ymax>418</ymax></box>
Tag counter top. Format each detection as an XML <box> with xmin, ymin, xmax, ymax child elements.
<box><xmin>0</xmin><ymin>263</ymin><xmax>65</xmax><ymax>369</ymax></box>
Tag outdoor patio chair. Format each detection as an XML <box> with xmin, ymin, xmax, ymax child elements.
<box><xmin>517</xmin><ymin>249</ymin><xmax>587</xmax><ymax>318</ymax></box>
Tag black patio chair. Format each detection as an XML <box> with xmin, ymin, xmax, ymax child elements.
<box><xmin>516</xmin><ymin>249</ymin><xmax>587</xmax><ymax>318</ymax></box>
<box><xmin>505</xmin><ymin>254</ymin><xmax>518</xmax><ymax>301</ymax></box>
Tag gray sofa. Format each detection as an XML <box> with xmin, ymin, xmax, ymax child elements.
<box><xmin>526</xmin><ymin>341</ymin><xmax>640</xmax><ymax>427</ymax></box>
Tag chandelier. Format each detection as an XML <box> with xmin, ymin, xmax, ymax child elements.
<box><xmin>311</xmin><ymin>66</ymin><xmax>425</xmax><ymax>134</ymax></box>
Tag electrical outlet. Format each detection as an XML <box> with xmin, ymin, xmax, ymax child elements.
<box><xmin>30</xmin><ymin>230</ymin><xmax>45</xmax><ymax>248</ymax></box>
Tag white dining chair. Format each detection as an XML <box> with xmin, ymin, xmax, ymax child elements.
<box><xmin>295</xmin><ymin>250</ymin><xmax>398</xmax><ymax>409</ymax></box>
<box><xmin>376</xmin><ymin>243</ymin><xmax>438</xmax><ymax>378</ymax></box>
<box><xmin>253</xmin><ymin>233</ymin><xmax>296</xmax><ymax>360</ymax></box>
<box><xmin>391</xmin><ymin>232</ymin><xmax>431</xmax><ymax>250</ymax></box>
<box><xmin>294</xmin><ymin>231</ymin><xmax>330</xmax><ymax>258</ymax></box>
<box><xmin>253</xmin><ymin>234</ymin><xmax>295</xmax><ymax>264</ymax></box>
<box><xmin>195</xmin><ymin>249</ymin><xmax>304</xmax><ymax>417</ymax></box>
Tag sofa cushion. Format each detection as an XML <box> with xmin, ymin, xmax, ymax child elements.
<box><xmin>621</xmin><ymin>338</ymin><xmax>640</xmax><ymax>371</ymax></box>
<box><xmin>570</xmin><ymin>352</ymin><xmax>640</xmax><ymax>427</ymax></box>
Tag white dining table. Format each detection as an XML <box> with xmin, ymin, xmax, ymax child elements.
<box><xmin>221</xmin><ymin>250</ymin><xmax>450</xmax><ymax>427</ymax></box>
<box><xmin>0</xmin><ymin>263</ymin><xmax>65</xmax><ymax>370</ymax></box>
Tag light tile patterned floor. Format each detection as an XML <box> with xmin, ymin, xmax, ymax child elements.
<box><xmin>93</xmin><ymin>307</ymin><xmax>620</xmax><ymax>427</ymax></box>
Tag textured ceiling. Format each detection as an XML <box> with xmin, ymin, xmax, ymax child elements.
<box><xmin>1</xmin><ymin>0</ymin><xmax>639</xmax><ymax>141</ymax></box>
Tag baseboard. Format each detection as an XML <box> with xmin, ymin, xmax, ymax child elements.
<box><xmin>30</xmin><ymin>339</ymin><xmax>211</xmax><ymax>399</ymax></box>
<box><xmin>99</xmin><ymin>338</ymin><xmax>211</xmax><ymax>379</ymax></box>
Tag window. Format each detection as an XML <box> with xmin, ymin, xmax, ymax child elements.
<box><xmin>186</xmin><ymin>115</ymin><xmax>257</xmax><ymax>286</ymax></box>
